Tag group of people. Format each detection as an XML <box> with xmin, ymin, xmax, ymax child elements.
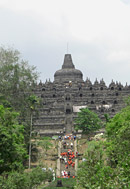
<box><xmin>59</xmin><ymin>134</ymin><xmax>76</xmax><ymax>141</ymax></box>
<box><xmin>62</xmin><ymin>141</ymin><xmax>74</xmax><ymax>149</ymax></box>
<box><xmin>60</xmin><ymin>150</ymin><xmax>75</xmax><ymax>168</ymax></box>
<box><xmin>61</xmin><ymin>170</ymin><xmax>75</xmax><ymax>178</ymax></box>
<box><xmin>59</xmin><ymin>134</ymin><xmax>76</xmax><ymax>178</ymax></box>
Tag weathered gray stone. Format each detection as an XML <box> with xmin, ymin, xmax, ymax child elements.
<box><xmin>33</xmin><ymin>54</ymin><xmax>130</xmax><ymax>135</ymax></box>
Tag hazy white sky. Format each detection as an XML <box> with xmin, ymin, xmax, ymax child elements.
<box><xmin>0</xmin><ymin>0</ymin><xmax>130</xmax><ymax>85</ymax></box>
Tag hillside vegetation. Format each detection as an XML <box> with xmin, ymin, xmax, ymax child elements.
<box><xmin>76</xmin><ymin>105</ymin><xmax>130</xmax><ymax>188</ymax></box>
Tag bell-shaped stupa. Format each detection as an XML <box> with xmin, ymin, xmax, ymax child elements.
<box><xmin>54</xmin><ymin>54</ymin><xmax>83</xmax><ymax>82</ymax></box>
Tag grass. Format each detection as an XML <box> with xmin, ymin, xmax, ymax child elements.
<box><xmin>44</xmin><ymin>178</ymin><xmax>76</xmax><ymax>188</ymax></box>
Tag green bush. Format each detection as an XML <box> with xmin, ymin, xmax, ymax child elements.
<box><xmin>75</xmin><ymin>108</ymin><xmax>102</xmax><ymax>134</ymax></box>
<box><xmin>76</xmin><ymin>104</ymin><xmax>130</xmax><ymax>188</ymax></box>
<box><xmin>0</xmin><ymin>167</ymin><xmax>53</xmax><ymax>189</ymax></box>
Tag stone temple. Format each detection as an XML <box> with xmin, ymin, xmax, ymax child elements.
<box><xmin>34</xmin><ymin>54</ymin><xmax>129</xmax><ymax>135</ymax></box>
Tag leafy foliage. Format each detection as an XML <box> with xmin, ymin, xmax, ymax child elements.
<box><xmin>76</xmin><ymin>104</ymin><xmax>130</xmax><ymax>188</ymax></box>
<box><xmin>0</xmin><ymin>47</ymin><xmax>38</xmax><ymax>109</ymax></box>
<box><xmin>76</xmin><ymin>141</ymin><xmax>114</xmax><ymax>189</ymax></box>
<box><xmin>104</xmin><ymin>113</ymin><xmax>110</xmax><ymax>123</ymax></box>
<box><xmin>106</xmin><ymin>106</ymin><xmax>130</xmax><ymax>184</ymax></box>
<box><xmin>75</xmin><ymin>108</ymin><xmax>102</xmax><ymax>134</ymax></box>
<box><xmin>0</xmin><ymin>105</ymin><xmax>27</xmax><ymax>174</ymax></box>
<box><xmin>0</xmin><ymin>47</ymin><xmax>39</xmax><ymax>143</ymax></box>
<box><xmin>0</xmin><ymin>167</ymin><xmax>53</xmax><ymax>189</ymax></box>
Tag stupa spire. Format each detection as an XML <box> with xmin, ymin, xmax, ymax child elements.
<box><xmin>62</xmin><ymin>54</ymin><xmax>75</xmax><ymax>69</ymax></box>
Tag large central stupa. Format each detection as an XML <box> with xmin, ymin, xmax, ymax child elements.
<box><xmin>54</xmin><ymin>54</ymin><xmax>83</xmax><ymax>83</ymax></box>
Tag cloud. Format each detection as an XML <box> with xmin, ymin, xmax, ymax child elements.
<box><xmin>121</xmin><ymin>0</ymin><xmax>130</xmax><ymax>4</ymax></box>
<box><xmin>0</xmin><ymin>0</ymin><xmax>130</xmax><ymax>86</ymax></box>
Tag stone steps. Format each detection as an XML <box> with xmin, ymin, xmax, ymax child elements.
<box><xmin>59</xmin><ymin>137</ymin><xmax>76</xmax><ymax>177</ymax></box>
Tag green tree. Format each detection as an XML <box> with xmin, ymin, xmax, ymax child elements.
<box><xmin>75</xmin><ymin>141</ymin><xmax>118</xmax><ymax>189</ymax></box>
<box><xmin>76</xmin><ymin>105</ymin><xmax>130</xmax><ymax>188</ymax></box>
<box><xmin>106</xmin><ymin>106</ymin><xmax>130</xmax><ymax>184</ymax></box>
<box><xmin>0</xmin><ymin>105</ymin><xmax>27</xmax><ymax>174</ymax></box>
<box><xmin>0</xmin><ymin>167</ymin><xmax>53</xmax><ymax>189</ymax></box>
<box><xmin>0</xmin><ymin>47</ymin><xmax>39</xmax><ymax>148</ymax></box>
<box><xmin>76</xmin><ymin>141</ymin><xmax>114</xmax><ymax>189</ymax></box>
<box><xmin>0</xmin><ymin>47</ymin><xmax>38</xmax><ymax>109</ymax></box>
<box><xmin>0</xmin><ymin>47</ymin><xmax>39</xmax><ymax>122</ymax></box>
<box><xmin>104</xmin><ymin>113</ymin><xmax>110</xmax><ymax>123</ymax></box>
<box><xmin>27</xmin><ymin>95</ymin><xmax>40</xmax><ymax>169</ymax></box>
<box><xmin>75</xmin><ymin>108</ymin><xmax>102</xmax><ymax>134</ymax></box>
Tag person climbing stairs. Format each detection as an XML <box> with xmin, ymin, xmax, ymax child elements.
<box><xmin>57</xmin><ymin>134</ymin><xmax>78</xmax><ymax>178</ymax></box>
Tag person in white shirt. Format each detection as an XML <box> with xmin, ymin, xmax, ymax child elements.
<box><xmin>70</xmin><ymin>142</ymin><xmax>73</xmax><ymax>148</ymax></box>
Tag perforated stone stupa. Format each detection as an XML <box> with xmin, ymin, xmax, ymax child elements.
<box><xmin>33</xmin><ymin>54</ymin><xmax>130</xmax><ymax>135</ymax></box>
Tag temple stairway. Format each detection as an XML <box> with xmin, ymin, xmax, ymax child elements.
<box><xmin>60</xmin><ymin>140</ymin><xmax>75</xmax><ymax>177</ymax></box>
<box><xmin>65</xmin><ymin>114</ymin><xmax>72</xmax><ymax>134</ymax></box>
<box><xmin>56</xmin><ymin>137</ymin><xmax>78</xmax><ymax>178</ymax></box>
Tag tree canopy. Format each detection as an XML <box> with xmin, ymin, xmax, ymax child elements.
<box><xmin>0</xmin><ymin>47</ymin><xmax>40</xmax><ymax>147</ymax></box>
<box><xmin>75</xmin><ymin>108</ymin><xmax>102</xmax><ymax>134</ymax></box>
<box><xmin>106</xmin><ymin>106</ymin><xmax>130</xmax><ymax>175</ymax></box>
<box><xmin>76</xmin><ymin>104</ymin><xmax>130</xmax><ymax>188</ymax></box>
<box><xmin>0</xmin><ymin>47</ymin><xmax>39</xmax><ymax>114</ymax></box>
<box><xmin>0</xmin><ymin>105</ymin><xmax>27</xmax><ymax>174</ymax></box>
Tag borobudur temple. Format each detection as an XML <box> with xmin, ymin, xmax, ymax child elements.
<box><xmin>33</xmin><ymin>54</ymin><xmax>129</xmax><ymax>136</ymax></box>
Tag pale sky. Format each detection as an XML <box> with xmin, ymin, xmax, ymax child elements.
<box><xmin>0</xmin><ymin>0</ymin><xmax>130</xmax><ymax>85</ymax></box>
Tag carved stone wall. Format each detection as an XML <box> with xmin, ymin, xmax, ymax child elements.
<box><xmin>33</xmin><ymin>54</ymin><xmax>130</xmax><ymax>135</ymax></box>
